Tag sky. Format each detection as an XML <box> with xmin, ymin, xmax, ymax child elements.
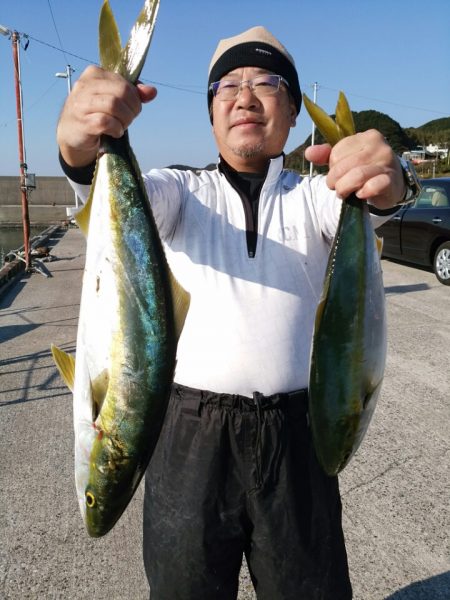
<box><xmin>0</xmin><ymin>0</ymin><xmax>449</xmax><ymax>177</ymax></box>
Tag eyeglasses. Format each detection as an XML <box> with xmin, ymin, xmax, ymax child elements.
<box><xmin>209</xmin><ymin>74</ymin><xmax>289</xmax><ymax>101</ymax></box>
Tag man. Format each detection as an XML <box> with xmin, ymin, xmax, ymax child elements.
<box><xmin>57</xmin><ymin>26</ymin><xmax>416</xmax><ymax>600</ymax></box>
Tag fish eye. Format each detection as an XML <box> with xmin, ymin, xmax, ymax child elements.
<box><xmin>86</xmin><ymin>491</ymin><xmax>96</xmax><ymax>508</ymax></box>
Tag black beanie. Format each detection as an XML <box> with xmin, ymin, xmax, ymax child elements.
<box><xmin>207</xmin><ymin>26</ymin><xmax>302</xmax><ymax>118</ymax></box>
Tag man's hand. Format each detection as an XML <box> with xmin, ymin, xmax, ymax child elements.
<box><xmin>305</xmin><ymin>129</ymin><xmax>406</xmax><ymax>210</ymax></box>
<box><xmin>56</xmin><ymin>65</ymin><xmax>157</xmax><ymax>168</ymax></box>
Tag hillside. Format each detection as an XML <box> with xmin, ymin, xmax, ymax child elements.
<box><xmin>405</xmin><ymin>117</ymin><xmax>450</xmax><ymax>146</ymax></box>
<box><xmin>285</xmin><ymin>112</ymin><xmax>450</xmax><ymax>174</ymax></box>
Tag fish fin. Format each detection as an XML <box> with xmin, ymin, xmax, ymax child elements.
<box><xmin>376</xmin><ymin>234</ymin><xmax>383</xmax><ymax>257</ymax></box>
<box><xmin>99</xmin><ymin>0</ymin><xmax>122</xmax><ymax>71</ymax></box>
<box><xmin>51</xmin><ymin>344</ymin><xmax>75</xmax><ymax>392</ymax></box>
<box><xmin>303</xmin><ymin>93</ymin><xmax>343</xmax><ymax>147</ymax></box>
<box><xmin>74</xmin><ymin>161</ymin><xmax>99</xmax><ymax>236</ymax></box>
<box><xmin>91</xmin><ymin>369</ymin><xmax>110</xmax><ymax>420</ymax></box>
<box><xmin>335</xmin><ymin>92</ymin><xmax>355</xmax><ymax>137</ymax></box>
<box><xmin>74</xmin><ymin>194</ymin><xmax>92</xmax><ymax>236</ymax></box>
<box><xmin>168</xmin><ymin>271</ymin><xmax>190</xmax><ymax>342</ymax></box>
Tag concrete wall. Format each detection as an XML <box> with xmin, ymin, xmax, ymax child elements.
<box><xmin>0</xmin><ymin>176</ymin><xmax>80</xmax><ymax>225</ymax></box>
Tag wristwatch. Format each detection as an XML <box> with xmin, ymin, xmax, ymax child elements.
<box><xmin>398</xmin><ymin>157</ymin><xmax>421</xmax><ymax>204</ymax></box>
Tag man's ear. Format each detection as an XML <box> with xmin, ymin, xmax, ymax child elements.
<box><xmin>290</xmin><ymin>105</ymin><xmax>297</xmax><ymax>127</ymax></box>
<box><xmin>287</xmin><ymin>96</ymin><xmax>297</xmax><ymax>126</ymax></box>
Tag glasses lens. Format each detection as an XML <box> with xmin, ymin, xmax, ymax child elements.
<box><xmin>252</xmin><ymin>74</ymin><xmax>281</xmax><ymax>96</ymax></box>
<box><xmin>212</xmin><ymin>75</ymin><xmax>282</xmax><ymax>100</ymax></box>
<box><xmin>214</xmin><ymin>79</ymin><xmax>240</xmax><ymax>99</ymax></box>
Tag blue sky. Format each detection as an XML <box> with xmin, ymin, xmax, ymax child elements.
<box><xmin>0</xmin><ymin>0</ymin><xmax>449</xmax><ymax>176</ymax></box>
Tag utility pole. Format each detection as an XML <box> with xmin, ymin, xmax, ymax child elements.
<box><xmin>0</xmin><ymin>25</ymin><xmax>32</xmax><ymax>270</ymax></box>
<box><xmin>55</xmin><ymin>63</ymin><xmax>74</xmax><ymax>95</ymax></box>
<box><xmin>309</xmin><ymin>82</ymin><xmax>318</xmax><ymax>178</ymax></box>
<box><xmin>55</xmin><ymin>65</ymin><xmax>79</xmax><ymax>210</ymax></box>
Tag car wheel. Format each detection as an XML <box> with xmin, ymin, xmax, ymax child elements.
<box><xmin>433</xmin><ymin>242</ymin><xmax>450</xmax><ymax>285</ymax></box>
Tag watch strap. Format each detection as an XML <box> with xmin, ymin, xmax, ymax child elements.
<box><xmin>398</xmin><ymin>157</ymin><xmax>421</xmax><ymax>204</ymax></box>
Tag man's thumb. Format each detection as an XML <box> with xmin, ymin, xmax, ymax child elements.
<box><xmin>304</xmin><ymin>143</ymin><xmax>332</xmax><ymax>166</ymax></box>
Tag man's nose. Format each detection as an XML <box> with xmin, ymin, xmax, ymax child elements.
<box><xmin>236</xmin><ymin>82</ymin><xmax>258</xmax><ymax>105</ymax></box>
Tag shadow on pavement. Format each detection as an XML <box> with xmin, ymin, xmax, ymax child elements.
<box><xmin>1</xmin><ymin>344</ymin><xmax>75</xmax><ymax>367</ymax></box>
<box><xmin>385</xmin><ymin>571</ymin><xmax>450</xmax><ymax>599</ymax></box>
<box><xmin>0</xmin><ymin>343</ymin><xmax>75</xmax><ymax>406</ymax></box>
<box><xmin>382</xmin><ymin>258</ymin><xmax>433</xmax><ymax>277</ymax></box>
<box><xmin>0</xmin><ymin>278</ymin><xmax>29</xmax><ymax>308</ymax></box>
<box><xmin>384</xmin><ymin>283</ymin><xmax>430</xmax><ymax>294</ymax></box>
<box><xmin>0</xmin><ymin>323</ymin><xmax>40</xmax><ymax>343</ymax></box>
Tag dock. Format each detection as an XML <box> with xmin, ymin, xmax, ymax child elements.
<box><xmin>1</xmin><ymin>227</ymin><xmax>449</xmax><ymax>599</ymax></box>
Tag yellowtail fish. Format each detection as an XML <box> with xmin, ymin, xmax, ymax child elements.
<box><xmin>304</xmin><ymin>92</ymin><xmax>386</xmax><ymax>476</ymax></box>
<box><xmin>52</xmin><ymin>0</ymin><xmax>189</xmax><ymax>536</ymax></box>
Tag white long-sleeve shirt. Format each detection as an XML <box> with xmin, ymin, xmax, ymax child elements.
<box><xmin>70</xmin><ymin>155</ymin><xmax>390</xmax><ymax>397</ymax></box>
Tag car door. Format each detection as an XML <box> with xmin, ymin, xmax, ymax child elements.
<box><xmin>400</xmin><ymin>183</ymin><xmax>450</xmax><ymax>265</ymax></box>
<box><xmin>378</xmin><ymin>206</ymin><xmax>406</xmax><ymax>258</ymax></box>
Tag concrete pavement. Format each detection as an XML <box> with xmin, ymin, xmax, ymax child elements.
<box><xmin>0</xmin><ymin>227</ymin><xmax>449</xmax><ymax>599</ymax></box>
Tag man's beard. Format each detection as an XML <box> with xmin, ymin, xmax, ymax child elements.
<box><xmin>230</xmin><ymin>142</ymin><xmax>264</xmax><ymax>159</ymax></box>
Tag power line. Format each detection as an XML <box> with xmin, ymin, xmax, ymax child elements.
<box><xmin>141</xmin><ymin>79</ymin><xmax>204</xmax><ymax>95</ymax></box>
<box><xmin>23</xmin><ymin>34</ymin><xmax>204</xmax><ymax>95</ymax></box>
<box><xmin>2</xmin><ymin>27</ymin><xmax>447</xmax><ymax>114</ymax></box>
<box><xmin>25</xmin><ymin>33</ymin><xmax>94</xmax><ymax>65</ymax></box>
<box><xmin>318</xmin><ymin>85</ymin><xmax>448</xmax><ymax>117</ymax></box>
<box><xmin>0</xmin><ymin>31</ymin><xmax>204</xmax><ymax>129</ymax></box>
<box><xmin>0</xmin><ymin>80</ymin><xmax>60</xmax><ymax>128</ymax></box>
<box><xmin>46</xmin><ymin>0</ymin><xmax>69</xmax><ymax>65</ymax></box>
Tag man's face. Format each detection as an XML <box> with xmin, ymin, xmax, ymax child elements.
<box><xmin>211</xmin><ymin>66</ymin><xmax>297</xmax><ymax>172</ymax></box>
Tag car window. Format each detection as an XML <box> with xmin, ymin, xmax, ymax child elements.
<box><xmin>415</xmin><ymin>186</ymin><xmax>449</xmax><ymax>208</ymax></box>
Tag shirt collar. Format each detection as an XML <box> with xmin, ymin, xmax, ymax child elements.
<box><xmin>217</xmin><ymin>153</ymin><xmax>285</xmax><ymax>180</ymax></box>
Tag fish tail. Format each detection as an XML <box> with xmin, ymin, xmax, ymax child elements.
<box><xmin>99</xmin><ymin>0</ymin><xmax>160</xmax><ymax>83</ymax></box>
<box><xmin>303</xmin><ymin>91</ymin><xmax>355</xmax><ymax>147</ymax></box>
<box><xmin>98</xmin><ymin>1</ymin><xmax>122</xmax><ymax>72</ymax></box>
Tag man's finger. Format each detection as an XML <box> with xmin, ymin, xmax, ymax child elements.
<box><xmin>136</xmin><ymin>83</ymin><xmax>158</xmax><ymax>103</ymax></box>
<box><xmin>304</xmin><ymin>144</ymin><xmax>332</xmax><ymax>166</ymax></box>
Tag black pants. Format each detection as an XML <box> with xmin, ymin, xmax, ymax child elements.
<box><xmin>143</xmin><ymin>383</ymin><xmax>352</xmax><ymax>600</ymax></box>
